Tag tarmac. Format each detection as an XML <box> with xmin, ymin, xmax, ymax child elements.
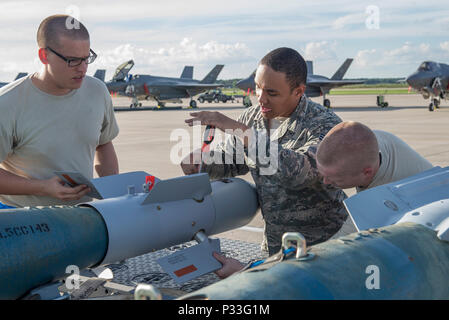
<box><xmin>110</xmin><ymin>94</ymin><xmax>449</xmax><ymax>246</ymax></box>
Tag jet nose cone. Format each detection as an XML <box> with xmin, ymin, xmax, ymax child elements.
<box><xmin>406</xmin><ymin>73</ymin><xmax>419</xmax><ymax>88</ymax></box>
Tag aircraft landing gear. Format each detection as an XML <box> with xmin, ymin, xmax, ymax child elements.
<box><xmin>434</xmin><ymin>98</ymin><xmax>440</xmax><ymax>109</ymax></box>
<box><xmin>323</xmin><ymin>98</ymin><xmax>331</xmax><ymax>108</ymax></box>
<box><xmin>243</xmin><ymin>96</ymin><xmax>252</xmax><ymax>108</ymax></box>
<box><xmin>189</xmin><ymin>100</ymin><xmax>198</xmax><ymax>108</ymax></box>
<box><xmin>429</xmin><ymin>98</ymin><xmax>440</xmax><ymax>112</ymax></box>
<box><xmin>129</xmin><ymin>96</ymin><xmax>142</xmax><ymax>109</ymax></box>
<box><xmin>155</xmin><ymin>100</ymin><xmax>166</xmax><ymax>109</ymax></box>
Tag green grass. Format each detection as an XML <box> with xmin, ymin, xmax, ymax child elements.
<box><xmin>336</xmin><ymin>83</ymin><xmax>408</xmax><ymax>89</ymax></box>
<box><xmin>221</xmin><ymin>88</ymin><xmax>245</xmax><ymax>95</ymax></box>
<box><xmin>329</xmin><ymin>88</ymin><xmax>410</xmax><ymax>95</ymax></box>
<box><xmin>221</xmin><ymin>84</ymin><xmax>411</xmax><ymax>96</ymax></box>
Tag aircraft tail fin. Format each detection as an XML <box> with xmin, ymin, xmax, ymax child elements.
<box><xmin>244</xmin><ymin>69</ymin><xmax>256</xmax><ymax>82</ymax></box>
<box><xmin>93</xmin><ymin>69</ymin><xmax>106</xmax><ymax>82</ymax></box>
<box><xmin>180</xmin><ymin>66</ymin><xmax>194</xmax><ymax>79</ymax></box>
<box><xmin>14</xmin><ymin>73</ymin><xmax>28</xmax><ymax>81</ymax></box>
<box><xmin>306</xmin><ymin>61</ymin><xmax>313</xmax><ymax>75</ymax></box>
<box><xmin>249</xmin><ymin>69</ymin><xmax>256</xmax><ymax>78</ymax></box>
<box><xmin>331</xmin><ymin>58</ymin><xmax>353</xmax><ymax>80</ymax></box>
<box><xmin>235</xmin><ymin>69</ymin><xmax>256</xmax><ymax>92</ymax></box>
<box><xmin>200</xmin><ymin>65</ymin><xmax>224</xmax><ymax>84</ymax></box>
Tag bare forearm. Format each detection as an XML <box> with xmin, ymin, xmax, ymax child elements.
<box><xmin>0</xmin><ymin>168</ymin><xmax>45</xmax><ymax>196</ymax></box>
<box><xmin>95</xmin><ymin>142</ymin><xmax>119</xmax><ymax>177</ymax></box>
<box><xmin>0</xmin><ymin>168</ymin><xmax>90</xmax><ymax>202</ymax></box>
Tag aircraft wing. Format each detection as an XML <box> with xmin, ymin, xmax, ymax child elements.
<box><xmin>307</xmin><ymin>79</ymin><xmax>364</xmax><ymax>88</ymax></box>
<box><xmin>170</xmin><ymin>83</ymin><xmax>221</xmax><ymax>89</ymax></box>
<box><xmin>169</xmin><ymin>83</ymin><xmax>221</xmax><ymax>96</ymax></box>
<box><xmin>142</xmin><ymin>81</ymin><xmax>222</xmax><ymax>99</ymax></box>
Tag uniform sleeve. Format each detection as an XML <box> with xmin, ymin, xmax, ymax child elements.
<box><xmin>246</xmin><ymin>117</ymin><xmax>335</xmax><ymax>189</ymax></box>
<box><xmin>274</xmin><ymin>137</ymin><xmax>320</xmax><ymax>189</ymax></box>
<box><xmin>98</xmin><ymin>87</ymin><xmax>120</xmax><ymax>146</ymax></box>
<box><xmin>201</xmin><ymin>110</ymin><xmax>253</xmax><ymax>180</ymax></box>
<box><xmin>202</xmin><ymin>135</ymin><xmax>250</xmax><ymax>180</ymax></box>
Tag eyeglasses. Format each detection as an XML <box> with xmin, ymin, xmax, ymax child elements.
<box><xmin>46</xmin><ymin>47</ymin><xmax>97</xmax><ymax>67</ymax></box>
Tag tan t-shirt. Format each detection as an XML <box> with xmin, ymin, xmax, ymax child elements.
<box><xmin>357</xmin><ymin>130</ymin><xmax>433</xmax><ymax>192</ymax></box>
<box><xmin>0</xmin><ymin>74</ymin><xmax>119</xmax><ymax>207</ymax></box>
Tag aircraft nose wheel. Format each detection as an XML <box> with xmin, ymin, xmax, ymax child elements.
<box><xmin>129</xmin><ymin>102</ymin><xmax>142</xmax><ymax>108</ymax></box>
<box><xmin>189</xmin><ymin>100</ymin><xmax>197</xmax><ymax>108</ymax></box>
<box><xmin>323</xmin><ymin>99</ymin><xmax>331</xmax><ymax>108</ymax></box>
<box><xmin>429</xmin><ymin>103</ymin><xmax>435</xmax><ymax>111</ymax></box>
<box><xmin>433</xmin><ymin>99</ymin><xmax>440</xmax><ymax>109</ymax></box>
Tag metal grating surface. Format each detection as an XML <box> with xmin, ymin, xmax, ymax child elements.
<box><xmin>104</xmin><ymin>238</ymin><xmax>268</xmax><ymax>293</ymax></box>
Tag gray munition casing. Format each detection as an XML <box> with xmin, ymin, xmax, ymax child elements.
<box><xmin>178</xmin><ymin>167</ymin><xmax>449</xmax><ymax>300</ymax></box>
<box><xmin>0</xmin><ymin>173</ymin><xmax>259</xmax><ymax>300</ymax></box>
<box><xmin>82</xmin><ymin>174</ymin><xmax>259</xmax><ymax>265</ymax></box>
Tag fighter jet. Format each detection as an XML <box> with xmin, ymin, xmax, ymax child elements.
<box><xmin>0</xmin><ymin>72</ymin><xmax>28</xmax><ymax>88</ymax></box>
<box><xmin>106</xmin><ymin>60</ymin><xmax>224</xmax><ymax>108</ymax></box>
<box><xmin>406</xmin><ymin>61</ymin><xmax>449</xmax><ymax>111</ymax></box>
<box><xmin>236</xmin><ymin>59</ymin><xmax>364</xmax><ymax>108</ymax></box>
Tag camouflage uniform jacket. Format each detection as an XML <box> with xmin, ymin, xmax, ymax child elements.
<box><xmin>202</xmin><ymin>95</ymin><xmax>348</xmax><ymax>254</ymax></box>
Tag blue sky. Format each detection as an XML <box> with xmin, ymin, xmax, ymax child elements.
<box><xmin>0</xmin><ymin>0</ymin><xmax>448</xmax><ymax>82</ymax></box>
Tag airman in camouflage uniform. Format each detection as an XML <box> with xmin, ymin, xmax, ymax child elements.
<box><xmin>201</xmin><ymin>95</ymin><xmax>347</xmax><ymax>254</ymax></box>
<box><xmin>183</xmin><ymin>47</ymin><xmax>347</xmax><ymax>255</ymax></box>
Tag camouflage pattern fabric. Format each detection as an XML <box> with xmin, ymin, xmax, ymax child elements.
<box><xmin>202</xmin><ymin>95</ymin><xmax>348</xmax><ymax>255</ymax></box>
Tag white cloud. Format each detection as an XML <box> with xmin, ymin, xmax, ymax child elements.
<box><xmin>354</xmin><ymin>42</ymin><xmax>436</xmax><ymax>69</ymax></box>
<box><xmin>383</xmin><ymin>42</ymin><xmax>436</xmax><ymax>64</ymax></box>
<box><xmin>1</xmin><ymin>0</ymin><xmax>449</xmax><ymax>80</ymax></box>
<box><xmin>440</xmin><ymin>41</ymin><xmax>449</xmax><ymax>52</ymax></box>
<box><xmin>419</xmin><ymin>43</ymin><xmax>430</xmax><ymax>53</ymax></box>
<box><xmin>333</xmin><ymin>12</ymin><xmax>366</xmax><ymax>29</ymax></box>
<box><xmin>304</xmin><ymin>41</ymin><xmax>337</xmax><ymax>61</ymax></box>
<box><xmin>384</xmin><ymin>42</ymin><xmax>413</xmax><ymax>57</ymax></box>
<box><xmin>351</xmin><ymin>42</ymin><xmax>449</xmax><ymax>77</ymax></box>
<box><xmin>354</xmin><ymin>49</ymin><xmax>377</xmax><ymax>67</ymax></box>
<box><xmin>93</xmin><ymin>38</ymin><xmax>251</xmax><ymax>79</ymax></box>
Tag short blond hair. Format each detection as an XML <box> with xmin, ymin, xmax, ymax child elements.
<box><xmin>317</xmin><ymin>121</ymin><xmax>379</xmax><ymax>173</ymax></box>
<box><xmin>37</xmin><ymin>14</ymin><xmax>89</xmax><ymax>48</ymax></box>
